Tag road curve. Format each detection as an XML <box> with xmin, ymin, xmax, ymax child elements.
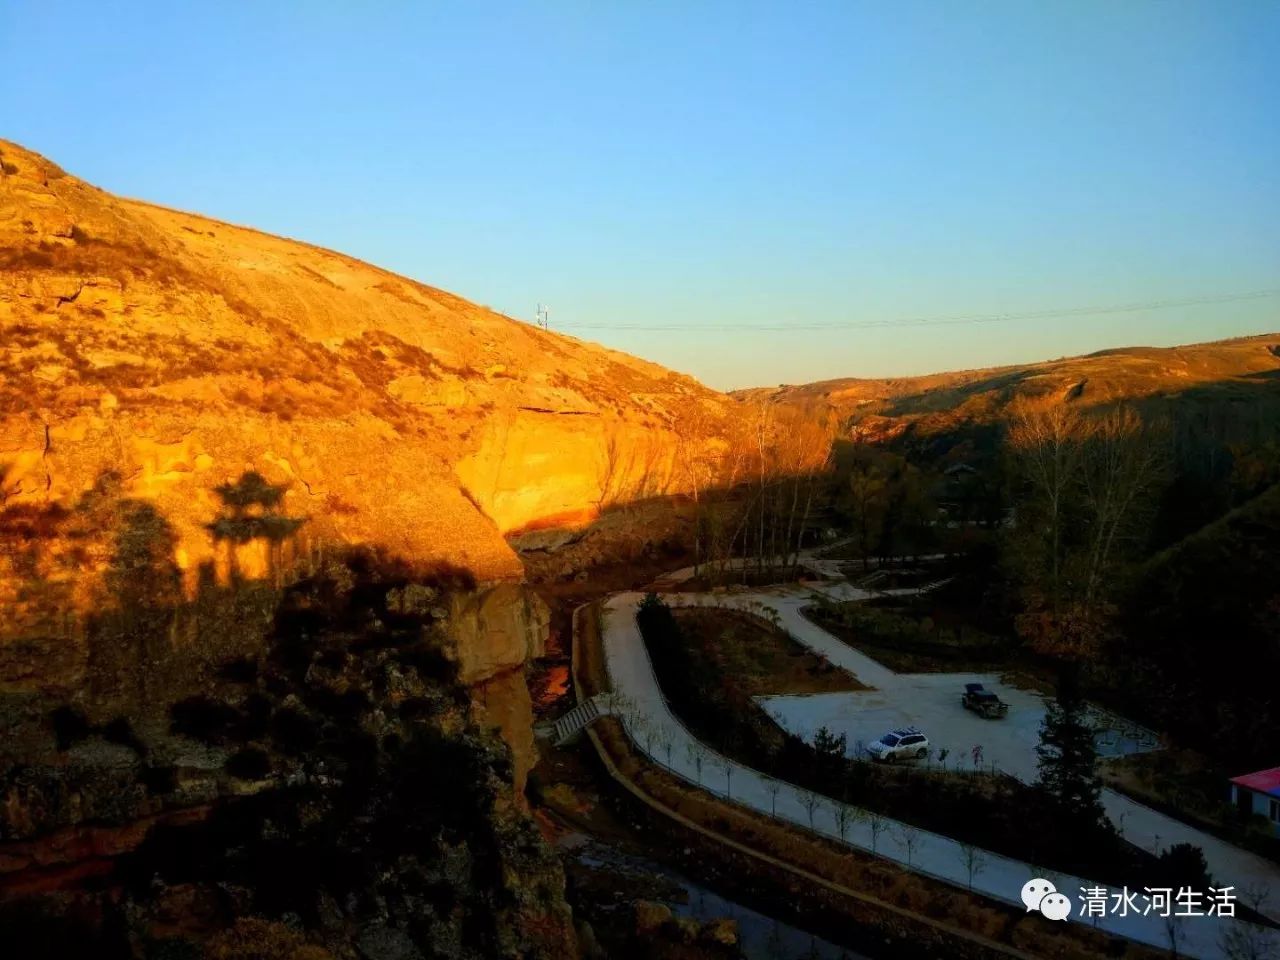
<box><xmin>596</xmin><ymin>589</ymin><xmax>1276</xmax><ymax>960</ymax></box>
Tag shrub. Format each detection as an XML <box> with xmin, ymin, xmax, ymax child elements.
<box><xmin>170</xmin><ymin>695</ymin><xmax>244</xmax><ymax>745</ymax></box>
<box><xmin>269</xmin><ymin>706</ymin><xmax>319</xmax><ymax>755</ymax></box>
<box><xmin>303</xmin><ymin>685</ymin><xmax>370</xmax><ymax>723</ymax></box>
<box><xmin>101</xmin><ymin>717</ymin><xmax>146</xmax><ymax>754</ymax></box>
<box><xmin>204</xmin><ymin>918</ymin><xmax>330</xmax><ymax>960</ymax></box>
<box><xmin>50</xmin><ymin>705</ymin><xmax>91</xmax><ymax>751</ymax></box>
<box><xmin>225</xmin><ymin>747</ymin><xmax>272</xmax><ymax>780</ymax></box>
<box><xmin>395</xmin><ymin>642</ymin><xmax>461</xmax><ymax>687</ymax></box>
<box><xmin>139</xmin><ymin>764</ymin><xmax>177</xmax><ymax>795</ymax></box>
<box><xmin>1155</xmin><ymin>842</ymin><xmax>1210</xmax><ymax>889</ymax></box>
<box><xmin>219</xmin><ymin>657</ymin><xmax>259</xmax><ymax>683</ymax></box>
<box><xmin>241</xmin><ymin>692</ymin><xmax>274</xmax><ymax>740</ymax></box>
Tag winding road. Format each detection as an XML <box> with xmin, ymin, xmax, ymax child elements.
<box><xmin>592</xmin><ymin>579</ymin><xmax>1279</xmax><ymax>960</ymax></box>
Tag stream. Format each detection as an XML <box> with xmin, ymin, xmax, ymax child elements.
<box><xmin>559</xmin><ymin>832</ymin><xmax>874</xmax><ymax>960</ymax></box>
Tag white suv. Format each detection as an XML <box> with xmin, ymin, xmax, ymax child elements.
<box><xmin>866</xmin><ymin>728</ymin><xmax>930</xmax><ymax>763</ymax></box>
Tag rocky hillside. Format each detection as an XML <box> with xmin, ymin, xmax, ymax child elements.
<box><xmin>0</xmin><ymin>138</ymin><xmax>743</xmax><ymax>957</ymax></box>
<box><xmin>0</xmin><ymin>140</ymin><xmax>735</xmax><ymax>708</ymax></box>
<box><xmin>745</xmin><ymin>334</ymin><xmax>1280</xmax><ymax>455</ymax></box>
<box><xmin>0</xmin><ymin>139</ymin><xmax>732</xmax><ymax>581</ymax></box>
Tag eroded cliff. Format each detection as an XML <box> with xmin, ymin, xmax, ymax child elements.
<box><xmin>0</xmin><ymin>139</ymin><xmax>734</xmax><ymax>707</ymax></box>
<box><xmin>0</xmin><ymin>139</ymin><xmax>740</xmax><ymax>952</ymax></box>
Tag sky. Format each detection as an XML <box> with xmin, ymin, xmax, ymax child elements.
<box><xmin>2</xmin><ymin>2</ymin><xmax>1278</xmax><ymax>390</ymax></box>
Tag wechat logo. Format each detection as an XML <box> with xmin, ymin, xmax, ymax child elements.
<box><xmin>1022</xmin><ymin>878</ymin><xmax>1071</xmax><ymax>921</ymax></box>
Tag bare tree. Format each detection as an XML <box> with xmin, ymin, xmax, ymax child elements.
<box><xmin>866</xmin><ymin>810</ymin><xmax>888</xmax><ymax>853</ymax></box>
<box><xmin>1007</xmin><ymin>401</ymin><xmax>1168</xmax><ymax>655</ymax></box>
<box><xmin>714</xmin><ymin>756</ymin><xmax>734</xmax><ymax>799</ymax></box>
<box><xmin>657</xmin><ymin>727</ymin><xmax>674</xmax><ymax>769</ymax></box>
<box><xmin>720</xmin><ymin>400</ymin><xmax>836</xmax><ymax>582</ymax></box>
<box><xmin>1220</xmin><ymin>923</ymin><xmax>1279</xmax><ymax>960</ymax></box>
<box><xmin>847</xmin><ymin>451</ymin><xmax>890</xmax><ymax>571</ymax></box>
<box><xmin>1217</xmin><ymin>884</ymin><xmax>1276</xmax><ymax>960</ymax></box>
<box><xmin>765</xmin><ymin>780</ymin><xmax>782</xmax><ymax>818</ymax></box>
<box><xmin>685</xmin><ymin>741</ymin><xmax>705</xmax><ymax>786</ymax></box>
<box><xmin>1164</xmin><ymin>914</ymin><xmax>1187</xmax><ymax>958</ymax></box>
<box><xmin>1007</xmin><ymin>401</ymin><xmax>1087</xmax><ymax>619</ymax></box>
<box><xmin>834</xmin><ymin>802</ymin><xmax>859</xmax><ymax>843</ymax></box>
<box><xmin>642</xmin><ymin>722</ymin><xmax>659</xmax><ymax>759</ymax></box>
<box><xmin>673</xmin><ymin>402</ymin><xmax>724</xmax><ymax>576</ymax></box>
<box><xmin>593</xmin><ymin>432</ymin><xmax>632</xmax><ymax>514</ymax></box>
<box><xmin>896</xmin><ymin>824</ymin><xmax>921</xmax><ymax>867</ymax></box>
<box><xmin>957</xmin><ymin>841</ymin><xmax>987</xmax><ymax>890</ymax></box>
<box><xmin>799</xmin><ymin>788</ymin><xmax>822</xmax><ymax>829</ymax></box>
<box><xmin>1078</xmin><ymin>407</ymin><xmax>1166</xmax><ymax>612</ymax></box>
<box><xmin>628</xmin><ymin>713</ymin><xmax>649</xmax><ymax>752</ymax></box>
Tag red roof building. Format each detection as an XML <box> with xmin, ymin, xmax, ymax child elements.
<box><xmin>1230</xmin><ymin>766</ymin><xmax>1280</xmax><ymax>836</ymax></box>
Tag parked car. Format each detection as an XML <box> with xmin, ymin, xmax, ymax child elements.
<box><xmin>866</xmin><ymin>727</ymin><xmax>930</xmax><ymax>762</ymax></box>
<box><xmin>961</xmin><ymin>682</ymin><xmax>1009</xmax><ymax>719</ymax></box>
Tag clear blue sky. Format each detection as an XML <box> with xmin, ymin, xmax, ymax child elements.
<box><xmin>3</xmin><ymin>2</ymin><xmax>1277</xmax><ymax>389</ymax></box>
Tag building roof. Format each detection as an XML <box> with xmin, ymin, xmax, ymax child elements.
<box><xmin>1230</xmin><ymin>767</ymin><xmax>1280</xmax><ymax>798</ymax></box>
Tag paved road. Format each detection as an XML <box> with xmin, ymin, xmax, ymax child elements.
<box><xmin>722</xmin><ymin>584</ymin><xmax>1280</xmax><ymax>926</ymax></box>
<box><xmin>597</xmin><ymin>588</ymin><xmax>1278</xmax><ymax>959</ymax></box>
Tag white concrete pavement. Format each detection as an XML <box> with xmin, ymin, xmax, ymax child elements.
<box><xmin>725</xmin><ymin>583</ymin><xmax>1280</xmax><ymax>926</ymax></box>
<box><xmin>596</xmin><ymin>588</ymin><xmax>1278</xmax><ymax>959</ymax></box>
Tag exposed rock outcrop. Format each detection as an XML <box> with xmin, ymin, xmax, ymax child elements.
<box><xmin>0</xmin><ymin>557</ymin><xmax>580</xmax><ymax>959</ymax></box>
<box><xmin>0</xmin><ymin>139</ymin><xmax>741</xmax><ymax>956</ymax></box>
<box><xmin>0</xmin><ymin>138</ymin><xmax>736</xmax><ymax>703</ymax></box>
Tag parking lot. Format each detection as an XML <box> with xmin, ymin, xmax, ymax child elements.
<box><xmin>675</xmin><ymin>584</ymin><xmax>1280</xmax><ymax>921</ymax></box>
<box><xmin>757</xmin><ymin>671</ymin><xmax>1159</xmax><ymax>778</ymax></box>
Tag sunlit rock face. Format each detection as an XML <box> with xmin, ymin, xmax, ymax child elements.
<box><xmin>0</xmin><ymin>139</ymin><xmax>735</xmax><ymax>704</ymax></box>
<box><xmin>447</xmin><ymin>583</ymin><xmax>550</xmax><ymax>685</ymax></box>
<box><xmin>455</xmin><ymin>410</ymin><xmax>718</xmax><ymax>536</ymax></box>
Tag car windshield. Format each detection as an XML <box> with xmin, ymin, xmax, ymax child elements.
<box><xmin>879</xmin><ymin>734</ymin><xmax>900</xmax><ymax>746</ymax></box>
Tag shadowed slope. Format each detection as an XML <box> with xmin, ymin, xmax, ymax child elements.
<box><xmin>743</xmin><ymin>335</ymin><xmax>1280</xmax><ymax>449</ymax></box>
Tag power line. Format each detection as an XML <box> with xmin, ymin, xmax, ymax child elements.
<box><xmin>554</xmin><ymin>287</ymin><xmax>1280</xmax><ymax>333</ymax></box>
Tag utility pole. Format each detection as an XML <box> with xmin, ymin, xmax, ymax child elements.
<box><xmin>535</xmin><ymin>303</ymin><xmax>550</xmax><ymax>330</ymax></box>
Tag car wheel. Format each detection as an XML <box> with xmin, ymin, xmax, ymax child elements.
<box><xmin>916</xmin><ymin>748</ymin><xmax>927</xmax><ymax>759</ymax></box>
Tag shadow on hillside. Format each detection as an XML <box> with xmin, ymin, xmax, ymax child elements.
<box><xmin>0</xmin><ymin>468</ymin><xmax>478</xmax><ymax>722</ymax></box>
<box><xmin>832</xmin><ymin>359</ymin><xmax>1280</xmax><ymax>466</ymax></box>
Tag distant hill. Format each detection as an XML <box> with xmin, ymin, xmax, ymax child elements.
<box><xmin>741</xmin><ymin>335</ymin><xmax>1280</xmax><ymax>459</ymax></box>
<box><xmin>1116</xmin><ymin>480</ymin><xmax>1280</xmax><ymax>761</ymax></box>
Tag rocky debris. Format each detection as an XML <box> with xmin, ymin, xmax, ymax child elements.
<box><xmin>699</xmin><ymin>917</ymin><xmax>738</xmax><ymax>948</ymax></box>
<box><xmin>357</xmin><ymin>925</ymin><xmax>424</xmax><ymax>960</ymax></box>
<box><xmin>625</xmin><ymin>901</ymin><xmax>744</xmax><ymax>959</ymax></box>
<box><xmin>0</xmin><ymin>555</ymin><xmax>579</xmax><ymax>959</ymax></box>
<box><xmin>1</xmin><ymin>738</ymin><xmax>145</xmax><ymax>840</ymax></box>
<box><xmin>632</xmin><ymin>899</ymin><xmax>673</xmax><ymax>934</ymax></box>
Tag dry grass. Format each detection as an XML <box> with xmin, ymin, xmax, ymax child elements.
<box><xmin>804</xmin><ymin>603</ymin><xmax>1012</xmax><ymax>674</ymax></box>
<box><xmin>1100</xmin><ymin>750</ymin><xmax>1280</xmax><ymax>863</ymax></box>
<box><xmin>575</xmin><ymin>605</ymin><xmax>1161</xmax><ymax>960</ymax></box>
<box><xmin>672</xmin><ymin>606</ymin><xmax>865</xmax><ymax>695</ymax></box>
<box><xmin>591</xmin><ymin>716</ymin><xmax>1162</xmax><ymax>960</ymax></box>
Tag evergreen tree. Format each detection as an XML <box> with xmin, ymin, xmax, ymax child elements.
<box><xmin>1036</xmin><ymin>666</ymin><xmax>1108</xmax><ymax>832</ymax></box>
<box><xmin>812</xmin><ymin>725</ymin><xmax>848</xmax><ymax>779</ymax></box>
